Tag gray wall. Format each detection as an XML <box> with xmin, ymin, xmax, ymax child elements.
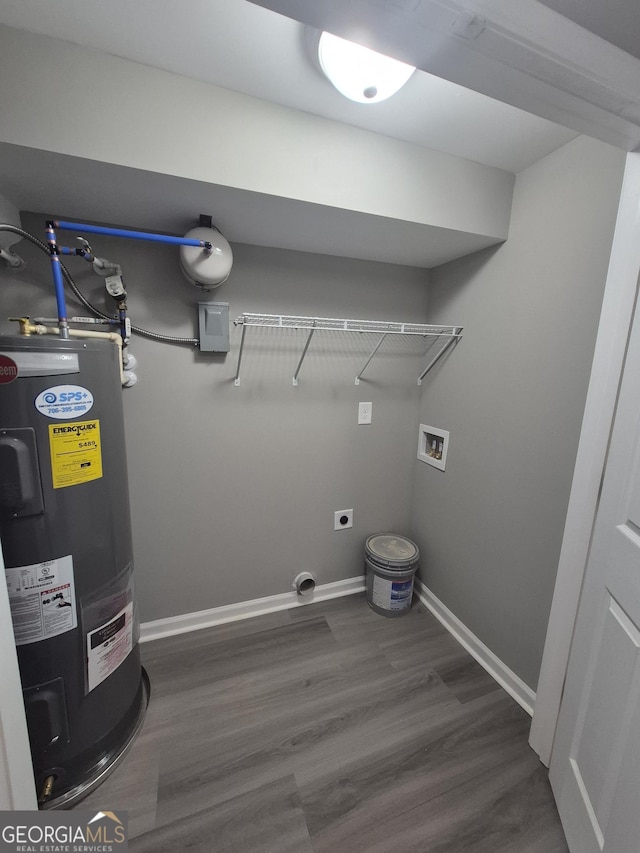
<box><xmin>1</xmin><ymin>214</ymin><xmax>429</xmax><ymax>621</ymax></box>
<box><xmin>0</xmin><ymin>133</ymin><xmax>626</xmax><ymax>685</ymax></box>
<box><xmin>410</xmin><ymin>136</ymin><xmax>626</xmax><ymax>690</ymax></box>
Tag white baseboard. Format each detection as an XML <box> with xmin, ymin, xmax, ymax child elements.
<box><xmin>140</xmin><ymin>575</ymin><xmax>535</xmax><ymax>716</ymax></box>
<box><xmin>414</xmin><ymin>579</ymin><xmax>536</xmax><ymax>716</ymax></box>
<box><xmin>140</xmin><ymin>576</ymin><xmax>365</xmax><ymax>643</ymax></box>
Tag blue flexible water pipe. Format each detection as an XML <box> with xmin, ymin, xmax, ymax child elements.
<box><xmin>46</xmin><ymin>222</ymin><xmax>69</xmax><ymax>339</ymax></box>
<box><xmin>54</xmin><ymin>220</ymin><xmax>208</xmax><ymax>248</ymax></box>
<box><xmin>46</xmin><ymin>219</ymin><xmax>213</xmax><ymax>338</ymax></box>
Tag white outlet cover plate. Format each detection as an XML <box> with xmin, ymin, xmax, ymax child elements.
<box><xmin>334</xmin><ymin>509</ymin><xmax>353</xmax><ymax>530</ymax></box>
<box><xmin>358</xmin><ymin>402</ymin><xmax>372</xmax><ymax>424</ymax></box>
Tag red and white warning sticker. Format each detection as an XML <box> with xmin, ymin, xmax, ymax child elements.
<box><xmin>4</xmin><ymin>555</ymin><xmax>77</xmax><ymax>646</ymax></box>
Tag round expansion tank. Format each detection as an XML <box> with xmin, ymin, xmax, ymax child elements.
<box><xmin>0</xmin><ymin>335</ymin><xmax>147</xmax><ymax>808</ymax></box>
<box><xmin>179</xmin><ymin>225</ymin><xmax>233</xmax><ymax>289</ymax></box>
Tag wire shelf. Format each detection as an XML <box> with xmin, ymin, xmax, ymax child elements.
<box><xmin>235</xmin><ymin>313</ymin><xmax>458</xmax><ymax>337</ymax></box>
<box><xmin>232</xmin><ymin>313</ymin><xmax>462</xmax><ymax>386</ymax></box>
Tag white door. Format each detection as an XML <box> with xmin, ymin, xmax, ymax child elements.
<box><xmin>549</xmin><ymin>271</ymin><xmax>640</xmax><ymax>852</ymax></box>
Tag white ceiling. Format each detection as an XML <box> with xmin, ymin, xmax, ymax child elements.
<box><xmin>537</xmin><ymin>0</ymin><xmax>640</xmax><ymax>61</ymax></box>
<box><xmin>251</xmin><ymin>0</ymin><xmax>640</xmax><ymax>150</ymax></box>
<box><xmin>0</xmin><ymin>0</ymin><xmax>577</xmax><ymax>174</ymax></box>
<box><xmin>3</xmin><ymin>0</ymin><xmax>640</xmax><ymax>269</ymax></box>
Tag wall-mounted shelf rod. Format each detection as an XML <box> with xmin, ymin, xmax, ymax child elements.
<box><xmin>232</xmin><ymin>313</ymin><xmax>462</xmax><ymax>386</ymax></box>
<box><xmin>234</xmin><ymin>323</ymin><xmax>248</xmax><ymax>387</ymax></box>
<box><xmin>355</xmin><ymin>334</ymin><xmax>387</xmax><ymax>385</ymax></box>
<box><xmin>293</xmin><ymin>322</ymin><xmax>316</xmax><ymax>386</ymax></box>
<box><xmin>417</xmin><ymin>333</ymin><xmax>460</xmax><ymax>385</ymax></box>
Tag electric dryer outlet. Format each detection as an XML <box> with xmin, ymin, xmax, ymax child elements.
<box><xmin>334</xmin><ymin>509</ymin><xmax>353</xmax><ymax>530</ymax></box>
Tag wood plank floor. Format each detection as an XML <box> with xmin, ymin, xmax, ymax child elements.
<box><xmin>77</xmin><ymin>594</ymin><xmax>569</xmax><ymax>852</ymax></box>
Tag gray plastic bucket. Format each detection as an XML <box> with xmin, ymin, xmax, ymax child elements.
<box><xmin>365</xmin><ymin>534</ymin><xmax>420</xmax><ymax>617</ymax></box>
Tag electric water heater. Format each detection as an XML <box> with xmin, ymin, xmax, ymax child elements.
<box><xmin>0</xmin><ymin>334</ymin><xmax>147</xmax><ymax>808</ymax></box>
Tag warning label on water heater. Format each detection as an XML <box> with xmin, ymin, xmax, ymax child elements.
<box><xmin>4</xmin><ymin>555</ymin><xmax>77</xmax><ymax>646</ymax></box>
<box><xmin>49</xmin><ymin>419</ymin><xmax>103</xmax><ymax>488</ymax></box>
<box><xmin>87</xmin><ymin>602</ymin><xmax>133</xmax><ymax>693</ymax></box>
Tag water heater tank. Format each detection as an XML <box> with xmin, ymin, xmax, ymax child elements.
<box><xmin>0</xmin><ymin>335</ymin><xmax>148</xmax><ymax>808</ymax></box>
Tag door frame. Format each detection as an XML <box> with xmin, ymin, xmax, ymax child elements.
<box><xmin>529</xmin><ymin>151</ymin><xmax>640</xmax><ymax>765</ymax></box>
<box><xmin>0</xmin><ymin>541</ymin><xmax>37</xmax><ymax>808</ymax></box>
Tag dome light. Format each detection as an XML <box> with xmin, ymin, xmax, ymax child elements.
<box><xmin>318</xmin><ymin>31</ymin><xmax>415</xmax><ymax>104</ymax></box>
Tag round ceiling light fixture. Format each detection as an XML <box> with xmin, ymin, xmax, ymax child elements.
<box><xmin>317</xmin><ymin>31</ymin><xmax>415</xmax><ymax>104</ymax></box>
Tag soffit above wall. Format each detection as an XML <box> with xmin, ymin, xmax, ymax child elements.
<box><xmin>0</xmin><ymin>27</ymin><xmax>514</xmax><ymax>269</ymax></box>
<box><xmin>0</xmin><ymin>144</ymin><xmax>501</xmax><ymax>269</ymax></box>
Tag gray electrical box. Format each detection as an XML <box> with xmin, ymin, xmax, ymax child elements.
<box><xmin>198</xmin><ymin>302</ymin><xmax>230</xmax><ymax>352</ymax></box>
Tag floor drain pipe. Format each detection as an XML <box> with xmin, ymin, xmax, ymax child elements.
<box><xmin>293</xmin><ymin>572</ymin><xmax>316</xmax><ymax>596</ymax></box>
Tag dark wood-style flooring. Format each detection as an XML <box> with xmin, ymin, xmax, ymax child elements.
<box><xmin>78</xmin><ymin>594</ymin><xmax>568</xmax><ymax>852</ymax></box>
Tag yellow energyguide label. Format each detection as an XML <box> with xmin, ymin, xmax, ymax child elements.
<box><xmin>49</xmin><ymin>419</ymin><xmax>103</xmax><ymax>489</ymax></box>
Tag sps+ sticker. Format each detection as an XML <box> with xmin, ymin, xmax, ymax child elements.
<box><xmin>35</xmin><ymin>384</ymin><xmax>94</xmax><ymax>419</ymax></box>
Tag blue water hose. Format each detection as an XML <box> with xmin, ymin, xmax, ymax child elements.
<box><xmin>53</xmin><ymin>220</ymin><xmax>211</xmax><ymax>249</ymax></box>
<box><xmin>46</xmin><ymin>219</ymin><xmax>212</xmax><ymax>340</ymax></box>
<box><xmin>45</xmin><ymin>222</ymin><xmax>69</xmax><ymax>339</ymax></box>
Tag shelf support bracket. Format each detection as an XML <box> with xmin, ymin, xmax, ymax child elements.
<box><xmin>355</xmin><ymin>334</ymin><xmax>387</xmax><ymax>385</ymax></box>
<box><xmin>417</xmin><ymin>331</ymin><xmax>460</xmax><ymax>385</ymax></box>
<box><xmin>293</xmin><ymin>324</ymin><xmax>316</xmax><ymax>386</ymax></box>
<box><xmin>234</xmin><ymin>323</ymin><xmax>247</xmax><ymax>386</ymax></box>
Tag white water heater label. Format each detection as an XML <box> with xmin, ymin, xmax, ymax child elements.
<box><xmin>35</xmin><ymin>384</ymin><xmax>94</xmax><ymax>419</ymax></box>
<box><xmin>87</xmin><ymin>602</ymin><xmax>133</xmax><ymax>693</ymax></box>
<box><xmin>1</xmin><ymin>350</ymin><xmax>79</xmax><ymax>377</ymax></box>
<box><xmin>371</xmin><ymin>575</ymin><xmax>414</xmax><ymax>611</ymax></box>
<box><xmin>4</xmin><ymin>555</ymin><xmax>77</xmax><ymax>646</ymax></box>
